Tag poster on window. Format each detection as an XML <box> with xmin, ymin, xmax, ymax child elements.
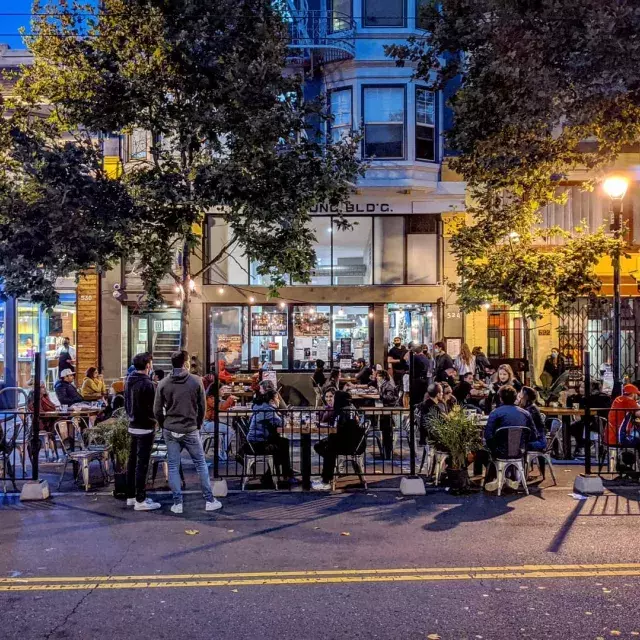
<box><xmin>217</xmin><ymin>334</ymin><xmax>242</xmax><ymax>368</ymax></box>
<box><xmin>294</xmin><ymin>313</ymin><xmax>330</xmax><ymax>336</ymax></box>
<box><xmin>251</xmin><ymin>312</ymin><xmax>287</xmax><ymax>336</ymax></box>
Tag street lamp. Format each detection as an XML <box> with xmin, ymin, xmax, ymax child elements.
<box><xmin>603</xmin><ymin>175</ymin><xmax>630</xmax><ymax>397</ymax></box>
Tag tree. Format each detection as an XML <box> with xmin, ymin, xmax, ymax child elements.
<box><xmin>386</xmin><ymin>0</ymin><xmax>635</xmax><ymax>379</ymax></box>
<box><xmin>0</xmin><ymin>102</ymin><xmax>135</xmax><ymax>308</ymax></box>
<box><xmin>21</xmin><ymin>0</ymin><xmax>363</xmax><ymax>348</ymax></box>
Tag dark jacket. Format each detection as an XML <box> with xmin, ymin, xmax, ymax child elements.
<box><xmin>434</xmin><ymin>353</ymin><xmax>455</xmax><ymax>382</ymax></box>
<box><xmin>543</xmin><ymin>355</ymin><xmax>565</xmax><ymax>381</ymax></box>
<box><xmin>312</xmin><ymin>369</ymin><xmax>326</xmax><ymax>387</ymax></box>
<box><xmin>355</xmin><ymin>366</ymin><xmax>374</xmax><ymax>385</ymax></box>
<box><xmin>485</xmin><ymin>404</ymin><xmax>534</xmax><ymax>457</ymax></box>
<box><xmin>153</xmin><ymin>368</ymin><xmax>205</xmax><ymax>434</ymax></box>
<box><xmin>453</xmin><ymin>381</ymin><xmax>472</xmax><ymax>405</ymax></box>
<box><xmin>378</xmin><ymin>380</ymin><xmax>399</xmax><ymax>407</ymax></box>
<box><xmin>54</xmin><ymin>380</ymin><xmax>84</xmax><ymax>406</ymax></box>
<box><xmin>524</xmin><ymin>403</ymin><xmax>546</xmax><ymax>450</ymax></box>
<box><xmin>475</xmin><ymin>353</ymin><xmax>491</xmax><ymax>378</ymax></box>
<box><xmin>333</xmin><ymin>407</ymin><xmax>366</xmax><ymax>454</ymax></box>
<box><xmin>125</xmin><ymin>371</ymin><xmax>157</xmax><ymax>435</ymax></box>
<box><xmin>418</xmin><ymin>398</ymin><xmax>445</xmax><ymax>445</ymax></box>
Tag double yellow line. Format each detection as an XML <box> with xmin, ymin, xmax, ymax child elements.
<box><xmin>1</xmin><ymin>563</ymin><xmax>640</xmax><ymax>592</ymax></box>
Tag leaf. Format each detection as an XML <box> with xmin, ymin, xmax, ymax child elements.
<box><xmin>610</xmin><ymin>632</ymin><xmax>622</xmax><ymax>637</ymax></box>
<box><xmin>184</xmin><ymin>529</ymin><xmax>199</xmax><ymax>536</ymax></box>
<box><xmin>585</xmin><ymin>612</ymin><xmax>593</xmax><ymax>615</ymax></box>
<box><xmin>231</xmin><ymin>589</ymin><xmax>238</xmax><ymax>593</ymax></box>
<box><xmin>427</xmin><ymin>635</ymin><xmax>442</xmax><ymax>639</ymax></box>
<box><xmin>227</xmin><ymin>529</ymin><xmax>235</xmax><ymax>533</ymax></box>
<box><xmin>602</xmin><ymin>588</ymin><xmax>612</xmax><ymax>593</ymax></box>
<box><xmin>340</xmin><ymin>532</ymin><xmax>351</xmax><ymax>537</ymax></box>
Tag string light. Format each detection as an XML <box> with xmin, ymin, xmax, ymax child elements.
<box><xmin>279</xmin><ymin>301</ymin><xmax>286</xmax><ymax>309</ymax></box>
<box><xmin>188</xmin><ymin>279</ymin><xmax>196</xmax><ymax>292</ymax></box>
<box><xmin>218</xmin><ymin>287</ymin><xmax>225</xmax><ymax>295</ymax></box>
<box><xmin>249</xmin><ymin>296</ymin><xmax>255</xmax><ymax>303</ymax></box>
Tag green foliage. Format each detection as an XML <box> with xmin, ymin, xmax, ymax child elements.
<box><xmin>87</xmin><ymin>415</ymin><xmax>131</xmax><ymax>472</ymax></box>
<box><xmin>20</xmin><ymin>0</ymin><xmax>364</xmax><ymax>329</ymax></box>
<box><xmin>428</xmin><ymin>406</ymin><xmax>482</xmax><ymax>470</ymax></box>
<box><xmin>536</xmin><ymin>371</ymin><xmax>571</xmax><ymax>406</ymax></box>
<box><xmin>386</xmin><ymin>0</ymin><xmax>630</xmax><ymax>354</ymax></box>
<box><xmin>0</xmin><ymin>106</ymin><xmax>135</xmax><ymax>307</ymax></box>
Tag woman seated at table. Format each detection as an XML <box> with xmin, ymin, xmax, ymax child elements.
<box><xmin>202</xmin><ymin>377</ymin><xmax>237</xmax><ymax>460</ymax></box>
<box><xmin>27</xmin><ymin>381</ymin><xmax>60</xmax><ymax>459</ymax></box>
<box><xmin>322</xmin><ymin>368</ymin><xmax>341</xmax><ymax>392</ymax></box>
<box><xmin>241</xmin><ymin>389</ymin><xmax>295</xmax><ymax>486</ymax></box>
<box><xmin>486</xmin><ymin>364</ymin><xmax>523</xmax><ymax>412</ymax></box>
<box><xmin>81</xmin><ymin>367</ymin><xmax>105</xmax><ymax>401</ymax></box>
<box><xmin>319</xmin><ymin>387</ymin><xmax>337</xmax><ymax>425</ymax></box>
<box><xmin>312</xmin><ymin>390</ymin><xmax>366</xmax><ymax>491</ymax></box>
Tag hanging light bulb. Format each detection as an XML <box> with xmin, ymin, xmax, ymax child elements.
<box><xmin>174</xmin><ymin>300</ymin><xmax>181</xmax><ymax>307</ymax></box>
<box><xmin>174</xmin><ymin>284</ymin><xmax>181</xmax><ymax>293</ymax></box>
<box><xmin>249</xmin><ymin>296</ymin><xmax>255</xmax><ymax>304</ymax></box>
<box><xmin>279</xmin><ymin>301</ymin><xmax>286</xmax><ymax>309</ymax></box>
<box><xmin>188</xmin><ymin>279</ymin><xmax>196</xmax><ymax>292</ymax></box>
<box><xmin>218</xmin><ymin>286</ymin><xmax>225</xmax><ymax>295</ymax></box>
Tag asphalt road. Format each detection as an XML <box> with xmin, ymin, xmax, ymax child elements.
<box><xmin>2</xmin><ymin>487</ymin><xmax>640</xmax><ymax>640</ymax></box>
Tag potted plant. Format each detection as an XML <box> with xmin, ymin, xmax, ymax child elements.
<box><xmin>536</xmin><ymin>371</ymin><xmax>570</xmax><ymax>406</ymax></box>
<box><xmin>87</xmin><ymin>415</ymin><xmax>130</xmax><ymax>498</ymax></box>
<box><xmin>429</xmin><ymin>406</ymin><xmax>483</xmax><ymax>493</ymax></box>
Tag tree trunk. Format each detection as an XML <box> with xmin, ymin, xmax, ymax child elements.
<box><xmin>521</xmin><ymin>313</ymin><xmax>537</xmax><ymax>385</ymax></box>
<box><xmin>180</xmin><ymin>239</ymin><xmax>191</xmax><ymax>351</ymax></box>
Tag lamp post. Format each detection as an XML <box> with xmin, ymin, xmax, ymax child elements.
<box><xmin>603</xmin><ymin>175</ymin><xmax>630</xmax><ymax>398</ymax></box>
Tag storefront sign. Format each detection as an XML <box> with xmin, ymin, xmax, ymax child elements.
<box><xmin>251</xmin><ymin>312</ymin><xmax>287</xmax><ymax>336</ymax></box>
<box><xmin>76</xmin><ymin>271</ymin><xmax>99</xmax><ymax>374</ymax></box>
<box><xmin>340</xmin><ymin>338</ymin><xmax>352</xmax><ymax>356</ymax></box>
<box><xmin>444</xmin><ymin>304</ymin><xmax>464</xmax><ymax>338</ymax></box>
<box><xmin>267</xmin><ymin>342</ymin><xmax>279</xmax><ymax>350</ymax></box>
<box><xmin>310</xmin><ymin>202</ymin><xmax>397</xmax><ymax>214</ymax></box>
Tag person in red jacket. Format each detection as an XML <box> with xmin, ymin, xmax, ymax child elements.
<box><xmin>604</xmin><ymin>384</ymin><xmax>640</xmax><ymax>446</ymax></box>
<box><xmin>218</xmin><ymin>360</ymin><xmax>234</xmax><ymax>384</ymax></box>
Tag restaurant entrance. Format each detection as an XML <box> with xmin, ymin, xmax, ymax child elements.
<box><xmin>129</xmin><ymin>309</ymin><xmax>181</xmax><ymax>374</ymax></box>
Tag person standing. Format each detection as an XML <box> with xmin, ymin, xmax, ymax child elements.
<box><xmin>472</xmin><ymin>347</ymin><xmax>491</xmax><ymax>380</ymax></box>
<box><xmin>454</xmin><ymin>343</ymin><xmax>476</xmax><ymax>377</ymax></box>
<box><xmin>543</xmin><ymin>348</ymin><xmax>566</xmax><ymax>382</ymax></box>
<box><xmin>433</xmin><ymin>341</ymin><xmax>455</xmax><ymax>383</ymax></box>
<box><xmin>57</xmin><ymin>337</ymin><xmax>76</xmax><ymax>375</ymax></box>
<box><xmin>154</xmin><ymin>350</ymin><xmax>222</xmax><ymax>514</ymax></box>
<box><xmin>124</xmin><ymin>352</ymin><xmax>161</xmax><ymax>511</ymax></box>
<box><xmin>387</xmin><ymin>337</ymin><xmax>408</xmax><ymax>386</ymax></box>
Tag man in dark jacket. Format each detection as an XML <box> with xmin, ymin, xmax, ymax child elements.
<box><xmin>543</xmin><ymin>348</ymin><xmax>565</xmax><ymax>382</ymax></box>
<box><xmin>433</xmin><ymin>342</ymin><xmax>455</xmax><ymax>383</ymax></box>
<box><xmin>154</xmin><ymin>350</ymin><xmax>221</xmax><ymax>514</ymax></box>
<box><xmin>54</xmin><ymin>369</ymin><xmax>84</xmax><ymax>406</ymax></box>
<box><xmin>124</xmin><ymin>352</ymin><xmax>160</xmax><ymax>511</ymax></box>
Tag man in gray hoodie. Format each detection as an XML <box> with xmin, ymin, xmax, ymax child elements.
<box><xmin>154</xmin><ymin>350</ymin><xmax>221</xmax><ymax>514</ymax></box>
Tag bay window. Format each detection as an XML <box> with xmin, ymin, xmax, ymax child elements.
<box><xmin>363</xmin><ymin>86</ymin><xmax>405</xmax><ymax>159</ymax></box>
<box><xmin>364</xmin><ymin>0</ymin><xmax>405</xmax><ymax>27</ymax></box>
<box><xmin>416</xmin><ymin>88</ymin><xmax>436</xmax><ymax>162</ymax></box>
<box><xmin>329</xmin><ymin>88</ymin><xmax>352</xmax><ymax>143</ymax></box>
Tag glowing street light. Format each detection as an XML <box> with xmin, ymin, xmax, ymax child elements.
<box><xmin>603</xmin><ymin>175</ymin><xmax>629</xmax><ymax>201</ymax></box>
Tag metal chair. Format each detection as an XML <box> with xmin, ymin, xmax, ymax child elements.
<box><xmin>484</xmin><ymin>426</ymin><xmax>530</xmax><ymax>496</ymax></box>
<box><xmin>55</xmin><ymin>422</ymin><xmax>109</xmax><ymax>491</ymax></box>
<box><xmin>433</xmin><ymin>451</ymin><xmax>450</xmax><ymax>486</ymax></box>
<box><xmin>236</xmin><ymin>420</ymin><xmax>278</xmax><ymax>491</ymax></box>
<box><xmin>332</xmin><ymin>425</ymin><xmax>370</xmax><ymax>491</ymax></box>
<box><xmin>525</xmin><ymin>420</ymin><xmax>560</xmax><ymax>486</ymax></box>
<box><xmin>311</xmin><ymin>380</ymin><xmax>323</xmax><ymax>409</ymax></box>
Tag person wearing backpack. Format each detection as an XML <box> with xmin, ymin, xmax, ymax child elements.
<box><xmin>312</xmin><ymin>390</ymin><xmax>366</xmax><ymax>491</ymax></box>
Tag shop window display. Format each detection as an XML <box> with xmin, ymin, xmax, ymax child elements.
<box><xmin>293</xmin><ymin>306</ymin><xmax>331</xmax><ymax>370</ymax></box>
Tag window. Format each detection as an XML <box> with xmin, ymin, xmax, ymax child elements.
<box><xmin>363</xmin><ymin>86</ymin><xmax>405</xmax><ymax>159</ymax></box>
<box><xmin>406</xmin><ymin>215</ymin><xmax>439</xmax><ymax>285</ymax></box>
<box><xmin>331</xmin><ymin>0</ymin><xmax>352</xmax><ymax>32</ymax></box>
<box><xmin>332</xmin><ymin>217</ymin><xmax>373</xmax><ymax>285</ymax></box>
<box><xmin>364</xmin><ymin>0</ymin><xmax>405</xmax><ymax>27</ymax></box>
<box><xmin>416</xmin><ymin>0</ymin><xmax>428</xmax><ymax>29</ymax></box>
<box><xmin>292</xmin><ymin>219</ymin><xmax>332</xmax><ymax>285</ymax></box>
<box><xmin>210</xmin><ymin>306</ymin><xmax>249</xmax><ymax>371</ymax></box>
<box><xmin>416</xmin><ymin>88</ymin><xmax>436</xmax><ymax>162</ymax></box>
<box><xmin>329</xmin><ymin>88</ymin><xmax>352</xmax><ymax>143</ymax></box>
<box><xmin>332</xmin><ymin>306</ymin><xmax>370</xmax><ymax>368</ymax></box>
<box><xmin>128</xmin><ymin>128</ymin><xmax>148</xmax><ymax>160</ymax></box>
<box><xmin>373</xmin><ymin>217</ymin><xmax>404</xmax><ymax>284</ymax></box>
<box><xmin>44</xmin><ymin>293</ymin><xmax>77</xmax><ymax>389</ymax></box>
<box><xmin>293</xmin><ymin>306</ymin><xmax>331</xmax><ymax>370</ymax></box>
<box><xmin>487</xmin><ymin>307</ymin><xmax>524</xmax><ymax>359</ymax></box>
<box><xmin>250</xmin><ymin>306</ymin><xmax>289</xmax><ymax>370</ymax></box>
<box><xmin>207</xmin><ymin>217</ymin><xmax>249</xmax><ymax>285</ymax></box>
<box><xmin>387</xmin><ymin>303</ymin><xmax>437</xmax><ymax>347</ymax></box>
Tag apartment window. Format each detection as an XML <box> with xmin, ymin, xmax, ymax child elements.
<box><xmin>332</xmin><ymin>217</ymin><xmax>373</xmax><ymax>285</ymax></box>
<box><xmin>364</xmin><ymin>0</ymin><xmax>405</xmax><ymax>27</ymax></box>
<box><xmin>416</xmin><ymin>0</ymin><xmax>428</xmax><ymax>29</ymax></box>
<box><xmin>416</xmin><ymin>88</ymin><xmax>436</xmax><ymax>162</ymax></box>
<box><xmin>363</xmin><ymin>86</ymin><xmax>405</xmax><ymax>159</ymax></box>
<box><xmin>329</xmin><ymin>88</ymin><xmax>352</xmax><ymax>143</ymax></box>
<box><xmin>331</xmin><ymin>0</ymin><xmax>352</xmax><ymax>32</ymax></box>
<box><xmin>128</xmin><ymin>128</ymin><xmax>148</xmax><ymax>160</ymax></box>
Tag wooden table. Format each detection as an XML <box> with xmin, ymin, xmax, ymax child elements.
<box><xmin>541</xmin><ymin>407</ymin><xmax>585</xmax><ymax>417</ymax></box>
<box><xmin>220</xmin><ymin>389</ymin><xmax>254</xmax><ymax>400</ymax></box>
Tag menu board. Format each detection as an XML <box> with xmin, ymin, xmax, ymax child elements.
<box><xmin>251</xmin><ymin>312</ymin><xmax>287</xmax><ymax>336</ymax></box>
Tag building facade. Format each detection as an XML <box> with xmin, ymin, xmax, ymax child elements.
<box><xmin>100</xmin><ymin>0</ymin><xmax>467</xmax><ymax>391</ymax></box>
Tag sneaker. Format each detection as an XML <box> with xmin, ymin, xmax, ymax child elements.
<box><xmin>505</xmin><ymin>479</ymin><xmax>520</xmax><ymax>491</ymax></box>
<box><xmin>126</xmin><ymin>498</ymin><xmax>136</xmax><ymax>507</ymax></box>
<box><xmin>170</xmin><ymin>503</ymin><xmax>183</xmax><ymax>514</ymax></box>
<box><xmin>484</xmin><ymin>480</ymin><xmax>499</xmax><ymax>492</ymax></box>
<box><xmin>312</xmin><ymin>480</ymin><xmax>332</xmax><ymax>491</ymax></box>
<box><xmin>205</xmin><ymin>499</ymin><xmax>223</xmax><ymax>512</ymax></box>
<box><xmin>134</xmin><ymin>498</ymin><xmax>161</xmax><ymax>511</ymax></box>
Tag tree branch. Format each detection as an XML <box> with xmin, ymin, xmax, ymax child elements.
<box><xmin>191</xmin><ymin>236</ymin><xmax>237</xmax><ymax>278</ymax></box>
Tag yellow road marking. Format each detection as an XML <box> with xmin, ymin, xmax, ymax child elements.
<box><xmin>1</xmin><ymin>564</ymin><xmax>640</xmax><ymax>591</ymax></box>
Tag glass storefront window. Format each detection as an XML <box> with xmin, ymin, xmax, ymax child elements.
<box><xmin>332</xmin><ymin>306</ymin><xmax>370</xmax><ymax>368</ymax></box>
<box><xmin>387</xmin><ymin>303</ymin><xmax>436</xmax><ymax>349</ymax></box>
<box><xmin>17</xmin><ymin>301</ymin><xmax>40</xmax><ymax>388</ymax></box>
<box><xmin>0</xmin><ymin>302</ymin><xmax>5</xmax><ymax>382</ymax></box>
<box><xmin>208</xmin><ymin>217</ymin><xmax>249</xmax><ymax>285</ymax></box>
<box><xmin>210</xmin><ymin>305</ymin><xmax>249</xmax><ymax>371</ymax></box>
<box><xmin>44</xmin><ymin>293</ymin><xmax>77</xmax><ymax>388</ymax></box>
<box><xmin>407</xmin><ymin>234</ymin><xmax>438</xmax><ymax>284</ymax></box>
<box><xmin>373</xmin><ymin>217</ymin><xmax>404</xmax><ymax>284</ymax></box>
<box><xmin>293</xmin><ymin>306</ymin><xmax>331</xmax><ymax>370</ymax></box>
<box><xmin>332</xmin><ymin>217</ymin><xmax>373</xmax><ymax>285</ymax></box>
<box><xmin>250</xmin><ymin>305</ymin><xmax>289</xmax><ymax>370</ymax></box>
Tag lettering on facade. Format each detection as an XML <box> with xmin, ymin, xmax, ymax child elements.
<box><xmin>538</xmin><ymin>329</ymin><xmax>551</xmax><ymax>336</ymax></box>
<box><xmin>310</xmin><ymin>203</ymin><xmax>394</xmax><ymax>214</ymax></box>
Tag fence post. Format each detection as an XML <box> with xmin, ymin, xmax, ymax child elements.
<box><xmin>301</xmin><ymin>427</ymin><xmax>312</xmax><ymax>491</ymax></box>
<box><xmin>31</xmin><ymin>352</ymin><xmax>41</xmax><ymax>482</ymax></box>
<box><xmin>409</xmin><ymin>351</ymin><xmax>416</xmax><ymax>477</ymax></box>
<box><xmin>213</xmin><ymin>364</ymin><xmax>220</xmax><ymax>480</ymax></box>
<box><xmin>583</xmin><ymin>351</ymin><xmax>592</xmax><ymax>476</ymax></box>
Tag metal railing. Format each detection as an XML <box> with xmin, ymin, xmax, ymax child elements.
<box><xmin>286</xmin><ymin>10</ymin><xmax>356</xmax><ymax>63</ymax></box>
<box><xmin>205</xmin><ymin>406</ymin><xmax>415</xmax><ymax>488</ymax></box>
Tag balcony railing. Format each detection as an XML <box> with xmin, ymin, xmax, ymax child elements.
<box><xmin>287</xmin><ymin>10</ymin><xmax>356</xmax><ymax>64</ymax></box>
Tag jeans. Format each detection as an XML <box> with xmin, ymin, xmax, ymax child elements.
<box><xmin>163</xmin><ymin>429</ymin><xmax>213</xmax><ymax>504</ymax></box>
<box><xmin>126</xmin><ymin>432</ymin><xmax>155</xmax><ymax>502</ymax></box>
